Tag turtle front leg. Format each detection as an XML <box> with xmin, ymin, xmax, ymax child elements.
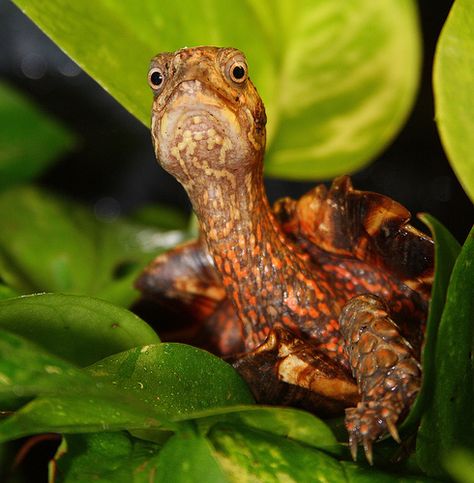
<box><xmin>339</xmin><ymin>294</ymin><xmax>421</xmax><ymax>464</ymax></box>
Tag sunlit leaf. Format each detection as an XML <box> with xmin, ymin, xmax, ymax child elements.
<box><xmin>209</xmin><ymin>423</ymin><xmax>345</xmax><ymax>482</ymax></box>
<box><xmin>433</xmin><ymin>0</ymin><xmax>474</xmax><ymax>201</ymax></box>
<box><xmin>12</xmin><ymin>0</ymin><xmax>421</xmax><ymax>178</ymax></box>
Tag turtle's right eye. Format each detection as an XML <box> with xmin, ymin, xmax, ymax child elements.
<box><xmin>148</xmin><ymin>68</ymin><xmax>165</xmax><ymax>91</ymax></box>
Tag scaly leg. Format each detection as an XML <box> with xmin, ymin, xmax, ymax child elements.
<box><xmin>339</xmin><ymin>294</ymin><xmax>421</xmax><ymax>464</ymax></box>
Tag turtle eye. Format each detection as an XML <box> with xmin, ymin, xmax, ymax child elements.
<box><xmin>148</xmin><ymin>67</ymin><xmax>165</xmax><ymax>91</ymax></box>
<box><xmin>226</xmin><ymin>59</ymin><xmax>248</xmax><ymax>84</ymax></box>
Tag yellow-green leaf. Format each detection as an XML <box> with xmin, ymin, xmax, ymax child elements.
<box><xmin>11</xmin><ymin>0</ymin><xmax>421</xmax><ymax>179</ymax></box>
<box><xmin>433</xmin><ymin>0</ymin><xmax>474</xmax><ymax>201</ymax></box>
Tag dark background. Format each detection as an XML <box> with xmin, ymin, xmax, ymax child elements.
<box><xmin>0</xmin><ymin>0</ymin><xmax>472</xmax><ymax>241</ymax></box>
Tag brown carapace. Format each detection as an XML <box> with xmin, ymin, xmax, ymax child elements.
<box><xmin>136</xmin><ymin>46</ymin><xmax>434</xmax><ymax>463</ymax></box>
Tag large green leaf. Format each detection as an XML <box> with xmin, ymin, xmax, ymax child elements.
<box><xmin>0</xmin><ymin>394</ymin><xmax>166</xmax><ymax>443</ymax></box>
<box><xmin>152</xmin><ymin>431</ymin><xmax>228</xmax><ymax>483</ymax></box>
<box><xmin>433</xmin><ymin>0</ymin><xmax>474</xmax><ymax>201</ymax></box>
<box><xmin>54</xmin><ymin>431</ymin><xmax>228</xmax><ymax>483</ymax></box>
<box><xmin>0</xmin><ymin>186</ymin><xmax>185</xmax><ymax>306</ymax></box>
<box><xmin>401</xmin><ymin>215</ymin><xmax>461</xmax><ymax>432</ymax></box>
<box><xmin>86</xmin><ymin>343</ymin><xmax>254</xmax><ymax>418</ymax></box>
<box><xmin>417</xmin><ymin>226</ymin><xmax>474</xmax><ymax>478</ymax></box>
<box><xmin>53</xmin><ymin>433</ymin><xmax>167</xmax><ymax>483</ymax></box>
<box><xmin>12</xmin><ymin>0</ymin><xmax>421</xmax><ymax>178</ymax></box>
<box><xmin>0</xmin><ymin>330</ymin><xmax>172</xmax><ymax>441</ymax></box>
<box><xmin>0</xmin><ymin>82</ymin><xmax>74</xmax><ymax>190</ymax></box>
<box><xmin>0</xmin><ymin>328</ymin><xmax>168</xmax><ymax>436</ymax></box>
<box><xmin>0</xmin><ymin>294</ymin><xmax>159</xmax><ymax>367</ymax></box>
<box><xmin>0</xmin><ymin>328</ymin><xmax>91</xmax><ymax>403</ymax></box>
<box><xmin>183</xmin><ymin>405</ymin><xmax>340</xmax><ymax>455</ymax></box>
<box><xmin>208</xmin><ymin>424</ymin><xmax>430</xmax><ymax>482</ymax></box>
<box><xmin>209</xmin><ymin>423</ymin><xmax>346</xmax><ymax>482</ymax></box>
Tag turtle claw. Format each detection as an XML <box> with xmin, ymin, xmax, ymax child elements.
<box><xmin>386</xmin><ymin>418</ymin><xmax>401</xmax><ymax>443</ymax></box>
<box><xmin>345</xmin><ymin>401</ymin><xmax>402</xmax><ymax>465</ymax></box>
<box><xmin>362</xmin><ymin>437</ymin><xmax>373</xmax><ymax>466</ymax></box>
<box><xmin>349</xmin><ymin>434</ymin><xmax>358</xmax><ymax>462</ymax></box>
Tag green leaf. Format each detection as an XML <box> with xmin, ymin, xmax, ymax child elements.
<box><xmin>130</xmin><ymin>204</ymin><xmax>188</xmax><ymax>231</ymax></box>
<box><xmin>0</xmin><ymin>293</ymin><xmax>159</xmax><ymax>367</ymax></box>
<box><xmin>54</xmin><ymin>431</ymin><xmax>228</xmax><ymax>483</ymax></box>
<box><xmin>86</xmin><ymin>343</ymin><xmax>254</xmax><ymax>419</ymax></box>
<box><xmin>184</xmin><ymin>405</ymin><xmax>339</xmax><ymax>455</ymax></box>
<box><xmin>0</xmin><ymin>283</ymin><xmax>18</xmax><ymax>301</ymax></box>
<box><xmin>0</xmin><ymin>394</ymin><xmax>165</xmax><ymax>443</ymax></box>
<box><xmin>339</xmin><ymin>462</ymin><xmax>436</xmax><ymax>482</ymax></box>
<box><xmin>209</xmin><ymin>423</ymin><xmax>346</xmax><ymax>482</ymax></box>
<box><xmin>152</xmin><ymin>431</ymin><xmax>228</xmax><ymax>483</ymax></box>
<box><xmin>0</xmin><ymin>82</ymin><xmax>74</xmax><ymax>190</ymax></box>
<box><xmin>444</xmin><ymin>449</ymin><xmax>474</xmax><ymax>483</ymax></box>
<box><xmin>0</xmin><ymin>186</ymin><xmax>185</xmax><ymax>306</ymax></box>
<box><xmin>0</xmin><ymin>328</ymin><xmax>89</xmax><ymax>403</ymax></box>
<box><xmin>209</xmin><ymin>423</ymin><xmax>433</xmax><ymax>482</ymax></box>
<box><xmin>12</xmin><ymin>0</ymin><xmax>421</xmax><ymax>178</ymax></box>
<box><xmin>53</xmin><ymin>433</ymin><xmax>165</xmax><ymax>483</ymax></box>
<box><xmin>0</xmin><ymin>330</ymin><xmax>172</xmax><ymax>441</ymax></box>
<box><xmin>417</xmin><ymin>226</ymin><xmax>474</xmax><ymax>478</ymax></box>
<box><xmin>401</xmin><ymin>215</ymin><xmax>461</xmax><ymax>432</ymax></box>
<box><xmin>433</xmin><ymin>0</ymin><xmax>474</xmax><ymax>201</ymax></box>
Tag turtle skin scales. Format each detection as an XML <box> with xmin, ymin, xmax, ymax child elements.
<box><xmin>136</xmin><ymin>46</ymin><xmax>434</xmax><ymax>463</ymax></box>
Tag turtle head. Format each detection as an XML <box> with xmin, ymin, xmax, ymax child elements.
<box><xmin>148</xmin><ymin>47</ymin><xmax>266</xmax><ymax>193</ymax></box>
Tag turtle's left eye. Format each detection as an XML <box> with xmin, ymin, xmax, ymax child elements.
<box><xmin>148</xmin><ymin>67</ymin><xmax>165</xmax><ymax>91</ymax></box>
<box><xmin>226</xmin><ymin>59</ymin><xmax>248</xmax><ymax>84</ymax></box>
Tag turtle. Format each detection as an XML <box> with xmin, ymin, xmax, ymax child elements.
<box><xmin>135</xmin><ymin>46</ymin><xmax>434</xmax><ymax>462</ymax></box>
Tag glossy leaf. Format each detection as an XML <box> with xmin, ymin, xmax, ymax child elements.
<box><xmin>184</xmin><ymin>405</ymin><xmax>340</xmax><ymax>455</ymax></box>
<box><xmin>86</xmin><ymin>343</ymin><xmax>254</xmax><ymax>419</ymax></box>
<box><xmin>0</xmin><ymin>394</ymin><xmax>166</xmax><ymax>443</ymax></box>
<box><xmin>12</xmin><ymin>0</ymin><xmax>421</xmax><ymax>178</ymax></box>
<box><xmin>152</xmin><ymin>431</ymin><xmax>228</xmax><ymax>483</ymax></box>
<box><xmin>0</xmin><ymin>330</ymin><xmax>172</xmax><ymax>441</ymax></box>
<box><xmin>433</xmin><ymin>0</ymin><xmax>474</xmax><ymax>201</ymax></box>
<box><xmin>0</xmin><ymin>293</ymin><xmax>159</xmax><ymax>367</ymax></box>
<box><xmin>0</xmin><ymin>186</ymin><xmax>185</xmax><ymax>306</ymax></box>
<box><xmin>0</xmin><ymin>328</ymin><xmax>90</xmax><ymax>403</ymax></box>
<box><xmin>209</xmin><ymin>423</ymin><xmax>433</xmax><ymax>482</ymax></box>
<box><xmin>209</xmin><ymin>423</ymin><xmax>345</xmax><ymax>482</ymax></box>
<box><xmin>53</xmin><ymin>433</ymin><xmax>165</xmax><ymax>483</ymax></box>
<box><xmin>417</xmin><ymin>226</ymin><xmax>474</xmax><ymax>478</ymax></box>
<box><xmin>401</xmin><ymin>215</ymin><xmax>461</xmax><ymax>432</ymax></box>
<box><xmin>53</xmin><ymin>431</ymin><xmax>228</xmax><ymax>483</ymax></box>
<box><xmin>0</xmin><ymin>329</ymin><xmax>168</xmax><ymax>422</ymax></box>
<box><xmin>0</xmin><ymin>82</ymin><xmax>74</xmax><ymax>190</ymax></box>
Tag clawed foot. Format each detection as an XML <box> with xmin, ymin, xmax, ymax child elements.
<box><xmin>345</xmin><ymin>400</ymin><xmax>402</xmax><ymax>465</ymax></box>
